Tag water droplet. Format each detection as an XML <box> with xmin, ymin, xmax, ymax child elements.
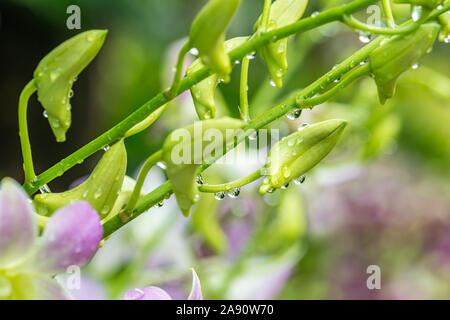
<box><xmin>249</xmin><ymin>130</ymin><xmax>258</xmax><ymax>141</ymax></box>
<box><xmin>157</xmin><ymin>161</ymin><xmax>167</xmax><ymax>170</ymax></box>
<box><xmin>235</xmin><ymin>60</ymin><xmax>241</xmax><ymax>65</ymax></box>
<box><xmin>267</xmin><ymin>187</ymin><xmax>275</xmax><ymax>194</ymax></box>
<box><xmin>282</xmin><ymin>166</ymin><xmax>291</xmax><ymax>179</ymax></box>
<box><xmin>196</xmin><ymin>175</ymin><xmax>204</xmax><ymax>185</ymax></box>
<box><xmin>286</xmin><ymin>109</ymin><xmax>302</xmax><ymax>120</ymax></box>
<box><xmin>311</xmin><ymin>11</ymin><xmax>320</xmax><ymax>18</ymax></box>
<box><xmin>83</xmin><ymin>190</ymin><xmax>89</xmax><ymax>198</ymax></box>
<box><xmin>227</xmin><ymin>188</ymin><xmax>240</xmax><ymax>199</ymax></box>
<box><xmin>69</xmin><ymin>89</ymin><xmax>74</xmax><ymax>98</ymax></box>
<box><xmin>281</xmin><ymin>183</ymin><xmax>289</xmax><ymax>189</ymax></box>
<box><xmin>298</xmin><ymin>123</ymin><xmax>309</xmax><ymax>130</ymax></box>
<box><xmin>411</xmin><ymin>63</ymin><xmax>419</xmax><ymax>70</ymax></box>
<box><xmin>189</xmin><ymin>48</ymin><xmax>199</xmax><ymax>56</ymax></box>
<box><xmin>42</xmin><ymin>111</ymin><xmax>48</xmax><ymax>118</ymax></box>
<box><xmin>246</xmin><ymin>53</ymin><xmax>256</xmax><ymax>60</ymax></box>
<box><xmin>358</xmin><ymin>31</ymin><xmax>372</xmax><ymax>44</ymax></box>
<box><xmin>101</xmin><ymin>205</ymin><xmax>110</xmax><ymax>215</ymax></box>
<box><xmin>412</xmin><ymin>6</ymin><xmax>422</xmax><ymax>22</ymax></box>
<box><xmin>155</xmin><ymin>201</ymin><xmax>164</xmax><ymax>208</ymax></box>
<box><xmin>94</xmin><ymin>188</ymin><xmax>102</xmax><ymax>199</ymax></box>
<box><xmin>39</xmin><ymin>184</ymin><xmax>51</xmax><ymax>194</ymax></box>
<box><xmin>214</xmin><ymin>192</ymin><xmax>225</xmax><ymax>200</ymax></box>
<box><xmin>103</xmin><ymin>145</ymin><xmax>110</xmax><ymax>152</ymax></box>
<box><xmin>269</xmin><ymin>79</ymin><xmax>277</xmax><ymax>87</ymax></box>
<box><xmin>294</xmin><ymin>175</ymin><xmax>306</xmax><ymax>184</ymax></box>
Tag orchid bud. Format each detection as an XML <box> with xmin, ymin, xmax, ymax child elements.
<box><xmin>34</xmin><ymin>30</ymin><xmax>107</xmax><ymax>142</ymax></box>
<box><xmin>260</xmin><ymin>119</ymin><xmax>347</xmax><ymax>194</ymax></box>
<box><xmin>162</xmin><ymin>117</ymin><xmax>244</xmax><ymax>216</ymax></box>
<box><xmin>34</xmin><ymin>140</ymin><xmax>127</xmax><ymax>218</ymax></box>
<box><xmin>187</xmin><ymin>37</ymin><xmax>249</xmax><ymax>120</ymax></box>
<box><xmin>394</xmin><ymin>0</ymin><xmax>442</xmax><ymax>8</ymax></box>
<box><xmin>189</xmin><ymin>0</ymin><xmax>241</xmax><ymax>77</ymax></box>
<box><xmin>369</xmin><ymin>23</ymin><xmax>440</xmax><ymax>104</ymax></box>
<box><xmin>254</xmin><ymin>0</ymin><xmax>308</xmax><ymax>88</ymax></box>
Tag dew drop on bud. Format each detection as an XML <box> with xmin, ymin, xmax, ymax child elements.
<box><xmin>103</xmin><ymin>145</ymin><xmax>110</xmax><ymax>152</ymax></box>
<box><xmin>281</xmin><ymin>183</ymin><xmax>289</xmax><ymax>189</ymax></box>
<box><xmin>294</xmin><ymin>175</ymin><xmax>306</xmax><ymax>184</ymax></box>
<box><xmin>42</xmin><ymin>111</ymin><xmax>48</xmax><ymax>118</ymax></box>
<box><xmin>311</xmin><ymin>11</ymin><xmax>320</xmax><ymax>18</ymax></box>
<box><xmin>411</xmin><ymin>63</ymin><xmax>419</xmax><ymax>70</ymax></box>
<box><xmin>411</xmin><ymin>6</ymin><xmax>422</xmax><ymax>22</ymax></box>
<box><xmin>227</xmin><ymin>188</ymin><xmax>240</xmax><ymax>199</ymax></box>
<box><xmin>269</xmin><ymin>79</ymin><xmax>277</xmax><ymax>87</ymax></box>
<box><xmin>94</xmin><ymin>188</ymin><xmax>102</xmax><ymax>199</ymax></box>
<box><xmin>196</xmin><ymin>174</ymin><xmax>204</xmax><ymax>185</ymax></box>
<box><xmin>286</xmin><ymin>109</ymin><xmax>302</xmax><ymax>120</ymax></box>
<box><xmin>157</xmin><ymin>161</ymin><xmax>167</xmax><ymax>170</ymax></box>
<box><xmin>297</xmin><ymin>123</ymin><xmax>309</xmax><ymax>131</ymax></box>
<box><xmin>358</xmin><ymin>31</ymin><xmax>372</xmax><ymax>44</ymax></box>
<box><xmin>189</xmin><ymin>48</ymin><xmax>199</xmax><ymax>56</ymax></box>
<box><xmin>155</xmin><ymin>201</ymin><xmax>164</xmax><ymax>208</ymax></box>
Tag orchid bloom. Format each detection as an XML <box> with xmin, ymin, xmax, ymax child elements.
<box><xmin>124</xmin><ymin>268</ymin><xmax>203</xmax><ymax>300</ymax></box>
<box><xmin>0</xmin><ymin>178</ymin><xmax>102</xmax><ymax>300</ymax></box>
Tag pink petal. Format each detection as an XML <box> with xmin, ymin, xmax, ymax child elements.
<box><xmin>187</xmin><ymin>268</ymin><xmax>203</xmax><ymax>300</ymax></box>
<box><xmin>28</xmin><ymin>201</ymin><xmax>102</xmax><ymax>274</ymax></box>
<box><xmin>124</xmin><ymin>287</ymin><xmax>172</xmax><ymax>300</ymax></box>
<box><xmin>0</xmin><ymin>178</ymin><xmax>36</xmax><ymax>268</ymax></box>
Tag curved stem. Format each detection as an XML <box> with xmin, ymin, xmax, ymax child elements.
<box><xmin>18</xmin><ymin>79</ymin><xmax>37</xmax><ymax>183</ymax></box>
<box><xmin>297</xmin><ymin>63</ymin><xmax>371</xmax><ymax>108</ymax></box>
<box><xmin>239</xmin><ymin>57</ymin><xmax>250</xmax><ymax>122</ymax></box>
<box><xmin>125</xmin><ymin>150</ymin><xmax>163</xmax><ymax>213</ymax></box>
<box><xmin>342</xmin><ymin>14</ymin><xmax>422</xmax><ymax>35</ymax></box>
<box><xmin>169</xmin><ymin>41</ymin><xmax>191</xmax><ymax>97</ymax></box>
<box><xmin>23</xmin><ymin>0</ymin><xmax>379</xmax><ymax>196</ymax></box>
<box><xmin>199</xmin><ymin>168</ymin><xmax>262</xmax><ymax>193</ymax></box>
<box><xmin>382</xmin><ymin>0</ymin><xmax>396</xmax><ymax>28</ymax></box>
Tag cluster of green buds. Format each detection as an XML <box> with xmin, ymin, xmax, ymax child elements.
<box><xmin>189</xmin><ymin>0</ymin><xmax>241</xmax><ymax>79</ymax></box>
<box><xmin>187</xmin><ymin>37</ymin><xmax>249</xmax><ymax>120</ymax></box>
<box><xmin>254</xmin><ymin>0</ymin><xmax>308</xmax><ymax>88</ymax></box>
<box><xmin>34</xmin><ymin>30</ymin><xmax>107</xmax><ymax>142</ymax></box>
<box><xmin>260</xmin><ymin>119</ymin><xmax>347</xmax><ymax>194</ymax></box>
<box><xmin>34</xmin><ymin>140</ymin><xmax>127</xmax><ymax>219</ymax></box>
<box><xmin>369</xmin><ymin>23</ymin><xmax>440</xmax><ymax>104</ymax></box>
<box><xmin>162</xmin><ymin>117</ymin><xmax>245</xmax><ymax>216</ymax></box>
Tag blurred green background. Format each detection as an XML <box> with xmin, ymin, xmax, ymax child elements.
<box><xmin>1</xmin><ymin>0</ymin><xmax>449</xmax><ymax>299</ymax></box>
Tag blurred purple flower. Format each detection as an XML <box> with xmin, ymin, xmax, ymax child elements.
<box><xmin>124</xmin><ymin>268</ymin><xmax>202</xmax><ymax>300</ymax></box>
<box><xmin>0</xmin><ymin>178</ymin><xmax>103</xmax><ymax>300</ymax></box>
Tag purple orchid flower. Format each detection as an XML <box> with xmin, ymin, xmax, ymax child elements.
<box><xmin>124</xmin><ymin>268</ymin><xmax>203</xmax><ymax>300</ymax></box>
<box><xmin>0</xmin><ymin>178</ymin><xmax>103</xmax><ymax>300</ymax></box>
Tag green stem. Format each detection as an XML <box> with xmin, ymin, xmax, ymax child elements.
<box><xmin>125</xmin><ymin>150</ymin><xmax>163</xmax><ymax>213</ymax></box>
<box><xmin>23</xmin><ymin>0</ymin><xmax>379</xmax><ymax>196</ymax></box>
<box><xmin>102</xmin><ymin>34</ymin><xmax>385</xmax><ymax>239</ymax></box>
<box><xmin>261</xmin><ymin>0</ymin><xmax>272</xmax><ymax>31</ymax></box>
<box><xmin>297</xmin><ymin>63</ymin><xmax>371</xmax><ymax>108</ymax></box>
<box><xmin>18</xmin><ymin>79</ymin><xmax>37</xmax><ymax>183</ymax></box>
<box><xmin>382</xmin><ymin>0</ymin><xmax>396</xmax><ymax>28</ymax></box>
<box><xmin>199</xmin><ymin>169</ymin><xmax>262</xmax><ymax>193</ymax></box>
<box><xmin>240</xmin><ymin>57</ymin><xmax>250</xmax><ymax>122</ymax></box>
<box><xmin>342</xmin><ymin>13</ymin><xmax>424</xmax><ymax>35</ymax></box>
<box><xmin>169</xmin><ymin>41</ymin><xmax>191</xmax><ymax>97</ymax></box>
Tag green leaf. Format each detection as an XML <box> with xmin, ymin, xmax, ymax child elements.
<box><xmin>260</xmin><ymin>119</ymin><xmax>347</xmax><ymax>194</ymax></box>
<box><xmin>34</xmin><ymin>30</ymin><xmax>107</xmax><ymax>142</ymax></box>
<box><xmin>34</xmin><ymin>139</ymin><xmax>127</xmax><ymax>218</ymax></box>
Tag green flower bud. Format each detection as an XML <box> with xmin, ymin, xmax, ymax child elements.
<box><xmin>34</xmin><ymin>30</ymin><xmax>107</xmax><ymax>142</ymax></box>
<box><xmin>189</xmin><ymin>0</ymin><xmax>241</xmax><ymax>77</ymax></box>
<box><xmin>254</xmin><ymin>0</ymin><xmax>308</xmax><ymax>88</ymax></box>
<box><xmin>260</xmin><ymin>119</ymin><xmax>347</xmax><ymax>194</ymax></box>
<box><xmin>124</xmin><ymin>104</ymin><xmax>168</xmax><ymax>137</ymax></box>
<box><xmin>187</xmin><ymin>37</ymin><xmax>249</xmax><ymax>120</ymax></box>
<box><xmin>369</xmin><ymin>23</ymin><xmax>440</xmax><ymax>104</ymax></box>
<box><xmin>34</xmin><ymin>140</ymin><xmax>127</xmax><ymax>218</ymax></box>
<box><xmin>162</xmin><ymin>117</ymin><xmax>245</xmax><ymax>216</ymax></box>
<box><xmin>394</xmin><ymin>0</ymin><xmax>442</xmax><ymax>8</ymax></box>
<box><xmin>438</xmin><ymin>11</ymin><xmax>450</xmax><ymax>43</ymax></box>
